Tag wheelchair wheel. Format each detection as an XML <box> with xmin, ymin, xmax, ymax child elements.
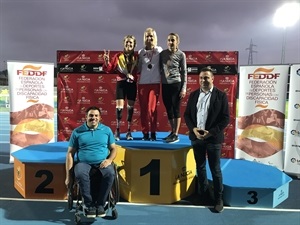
<box><xmin>112</xmin><ymin>164</ymin><xmax>120</xmax><ymax>203</ymax></box>
<box><xmin>112</xmin><ymin>208</ymin><xmax>118</xmax><ymax>219</ymax></box>
<box><xmin>75</xmin><ymin>214</ymin><xmax>81</xmax><ymax>224</ymax></box>
<box><xmin>67</xmin><ymin>189</ymin><xmax>73</xmax><ymax>210</ymax></box>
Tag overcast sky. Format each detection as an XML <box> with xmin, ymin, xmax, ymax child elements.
<box><xmin>1</xmin><ymin>0</ymin><xmax>299</xmax><ymax>70</ymax></box>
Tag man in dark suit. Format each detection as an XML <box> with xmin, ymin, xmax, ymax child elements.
<box><xmin>184</xmin><ymin>67</ymin><xmax>230</xmax><ymax>213</ymax></box>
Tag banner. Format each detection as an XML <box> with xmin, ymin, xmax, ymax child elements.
<box><xmin>236</xmin><ymin>65</ymin><xmax>289</xmax><ymax>170</ymax></box>
<box><xmin>57</xmin><ymin>50</ymin><xmax>238</xmax><ymax>158</ymax></box>
<box><xmin>284</xmin><ymin>64</ymin><xmax>300</xmax><ymax>176</ymax></box>
<box><xmin>7</xmin><ymin>61</ymin><xmax>55</xmax><ymax>162</ymax></box>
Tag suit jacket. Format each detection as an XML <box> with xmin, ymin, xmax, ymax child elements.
<box><xmin>184</xmin><ymin>86</ymin><xmax>230</xmax><ymax>143</ymax></box>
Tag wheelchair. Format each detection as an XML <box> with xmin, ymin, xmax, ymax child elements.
<box><xmin>67</xmin><ymin>162</ymin><xmax>120</xmax><ymax>224</ymax></box>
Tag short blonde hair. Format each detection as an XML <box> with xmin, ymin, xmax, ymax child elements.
<box><xmin>143</xmin><ymin>27</ymin><xmax>157</xmax><ymax>46</ymax></box>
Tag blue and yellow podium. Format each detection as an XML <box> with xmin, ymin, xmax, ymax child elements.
<box><xmin>11</xmin><ymin>135</ymin><xmax>292</xmax><ymax>208</ymax></box>
<box><xmin>207</xmin><ymin>159</ymin><xmax>292</xmax><ymax>208</ymax></box>
<box><xmin>11</xmin><ymin>142</ymin><xmax>68</xmax><ymax>199</ymax></box>
<box><xmin>11</xmin><ymin>133</ymin><xmax>197</xmax><ymax>203</ymax></box>
<box><xmin>114</xmin><ymin>132</ymin><xmax>196</xmax><ymax>204</ymax></box>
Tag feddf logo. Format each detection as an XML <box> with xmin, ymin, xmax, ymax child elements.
<box><xmin>248</xmin><ymin>67</ymin><xmax>279</xmax><ymax>79</ymax></box>
<box><xmin>17</xmin><ymin>65</ymin><xmax>47</xmax><ymax>76</ymax></box>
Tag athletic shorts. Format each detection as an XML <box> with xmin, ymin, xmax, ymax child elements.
<box><xmin>116</xmin><ymin>80</ymin><xmax>137</xmax><ymax>101</ymax></box>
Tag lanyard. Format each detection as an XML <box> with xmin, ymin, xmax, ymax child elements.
<box><xmin>124</xmin><ymin>53</ymin><xmax>136</xmax><ymax>74</ymax></box>
<box><xmin>146</xmin><ymin>48</ymin><xmax>155</xmax><ymax>63</ymax></box>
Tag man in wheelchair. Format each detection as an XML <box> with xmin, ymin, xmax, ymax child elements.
<box><xmin>65</xmin><ymin>106</ymin><xmax>117</xmax><ymax>218</ymax></box>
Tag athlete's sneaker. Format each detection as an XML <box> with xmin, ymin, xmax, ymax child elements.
<box><xmin>166</xmin><ymin>133</ymin><xmax>179</xmax><ymax>143</ymax></box>
<box><xmin>142</xmin><ymin>133</ymin><xmax>149</xmax><ymax>141</ymax></box>
<box><xmin>150</xmin><ymin>132</ymin><xmax>156</xmax><ymax>141</ymax></box>
<box><xmin>114</xmin><ymin>129</ymin><xmax>120</xmax><ymax>141</ymax></box>
<box><xmin>84</xmin><ymin>206</ymin><xmax>96</xmax><ymax>218</ymax></box>
<box><xmin>214</xmin><ymin>199</ymin><xmax>224</xmax><ymax>213</ymax></box>
<box><xmin>163</xmin><ymin>132</ymin><xmax>174</xmax><ymax>140</ymax></box>
<box><xmin>126</xmin><ymin>131</ymin><xmax>133</xmax><ymax>140</ymax></box>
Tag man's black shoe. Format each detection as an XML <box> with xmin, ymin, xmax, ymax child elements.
<box><xmin>214</xmin><ymin>199</ymin><xmax>224</xmax><ymax>213</ymax></box>
<box><xmin>96</xmin><ymin>206</ymin><xmax>106</xmax><ymax>217</ymax></box>
<box><xmin>84</xmin><ymin>206</ymin><xmax>96</xmax><ymax>218</ymax></box>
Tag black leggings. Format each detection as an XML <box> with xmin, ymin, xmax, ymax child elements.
<box><xmin>162</xmin><ymin>83</ymin><xmax>182</xmax><ymax>120</ymax></box>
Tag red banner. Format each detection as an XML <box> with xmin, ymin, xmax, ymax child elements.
<box><xmin>57</xmin><ymin>51</ymin><xmax>238</xmax><ymax>158</ymax></box>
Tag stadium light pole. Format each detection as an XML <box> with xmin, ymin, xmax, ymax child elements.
<box><xmin>273</xmin><ymin>2</ymin><xmax>300</xmax><ymax>64</ymax></box>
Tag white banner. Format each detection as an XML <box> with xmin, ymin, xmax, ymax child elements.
<box><xmin>284</xmin><ymin>64</ymin><xmax>300</xmax><ymax>176</ymax></box>
<box><xmin>7</xmin><ymin>61</ymin><xmax>55</xmax><ymax>163</ymax></box>
<box><xmin>236</xmin><ymin>65</ymin><xmax>289</xmax><ymax>170</ymax></box>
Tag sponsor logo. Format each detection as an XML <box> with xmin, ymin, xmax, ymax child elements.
<box><xmin>98</xmin><ymin>54</ymin><xmax>103</xmax><ymax>61</ymax></box>
<box><xmin>224</xmin><ymin>66</ymin><xmax>232</xmax><ymax>73</ymax></box>
<box><xmin>97</xmin><ymin>76</ymin><xmax>105</xmax><ymax>83</ymax></box>
<box><xmin>80</xmin><ymin>65</ymin><xmax>87</xmax><ymax>72</ymax></box>
<box><xmin>205</xmin><ymin>53</ymin><xmax>213</xmax><ymax>62</ymax></box>
<box><xmin>220</xmin><ymin>54</ymin><xmax>236</xmax><ymax>63</ymax></box>
<box><xmin>79</xmin><ymin>85</ymin><xmax>88</xmax><ymax>93</ymax></box>
<box><xmin>63</xmin><ymin>117</ymin><xmax>70</xmax><ymax>123</ymax></box>
<box><xmin>206</xmin><ymin>66</ymin><xmax>217</xmax><ymax>74</ymax></box>
<box><xmin>187</xmin><ymin>67</ymin><xmax>198</xmax><ymax>73</ymax></box>
<box><xmin>174</xmin><ymin>166</ymin><xmax>193</xmax><ymax>184</ymax></box>
<box><xmin>291</xmin><ymin>130</ymin><xmax>300</xmax><ymax>136</ymax></box>
<box><xmin>187</xmin><ymin>76</ymin><xmax>197</xmax><ymax>84</ymax></box>
<box><xmin>62</xmin><ymin>75</ymin><xmax>71</xmax><ymax>82</ymax></box>
<box><xmin>187</xmin><ymin>54</ymin><xmax>198</xmax><ymax>62</ymax></box>
<box><xmin>63</xmin><ymin>96</ymin><xmax>71</xmax><ymax>103</ymax></box>
<box><xmin>80</xmin><ymin>107</ymin><xmax>87</xmax><ymax>114</ymax></box>
<box><xmin>16</xmin><ymin>166</ymin><xmax>22</xmax><ymax>180</ymax></box>
<box><xmin>61</xmin><ymin>86</ymin><xmax>74</xmax><ymax>93</ymax></box>
<box><xmin>294</xmin><ymin>103</ymin><xmax>300</xmax><ymax>109</ymax></box>
<box><xmin>77</xmin><ymin>53</ymin><xmax>91</xmax><ymax>62</ymax></box>
<box><xmin>77</xmin><ymin>97</ymin><xmax>91</xmax><ymax>104</ymax></box>
<box><xmin>60</xmin><ymin>65</ymin><xmax>73</xmax><ymax>72</ymax></box>
<box><xmin>97</xmin><ymin>97</ymin><xmax>105</xmax><ymax>104</ymax></box>
<box><xmin>62</xmin><ymin>54</ymin><xmax>70</xmax><ymax>62</ymax></box>
<box><xmin>100</xmin><ymin>108</ymin><xmax>108</xmax><ymax>115</ymax></box>
<box><xmin>60</xmin><ymin>107</ymin><xmax>74</xmax><ymax>114</ymax></box>
<box><xmin>93</xmin><ymin>66</ymin><xmax>103</xmax><ymax>72</ymax></box>
<box><xmin>94</xmin><ymin>86</ymin><xmax>108</xmax><ymax>94</ymax></box>
<box><xmin>291</xmin><ymin>158</ymin><xmax>300</xmax><ymax>164</ymax></box>
<box><xmin>219</xmin><ymin>76</ymin><xmax>235</xmax><ymax>84</ymax></box>
<box><xmin>77</xmin><ymin>75</ymin><xmax>91</xmax><ymax>83</ymax></box>
<box><xmin>76</xmin><ymin>117</ymin><xmax>86</xmax><ymax>124</ymax></box>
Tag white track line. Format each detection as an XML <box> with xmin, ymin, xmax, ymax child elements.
<box><xmin>0</xmin><ymin>197</ymin><xmax>299</xmax><ymax>212</ymax></box>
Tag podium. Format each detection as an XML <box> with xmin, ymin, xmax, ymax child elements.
<box><xmin>11</xmin><ymin>138</ymin><xmax>292</xmax><ymax>208</ymax></box>
<box><xmin>114</xmin><ymin>132</ymin><xmax>196</xmax><ymax>204</ymax></box>
<box><xmin>207</xmin><ymin>159</ymin><xmax>292</xmax><ymax>208</ymax></box>
<box><xmin>11</xmin><ymin>137</ymin><xmax>196</xmax><ymax>202</ymax></box>
<box><xmin>11</xmin><ymin>142</ymin><xmax>68</xmax><ymax>199</ymax></box>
